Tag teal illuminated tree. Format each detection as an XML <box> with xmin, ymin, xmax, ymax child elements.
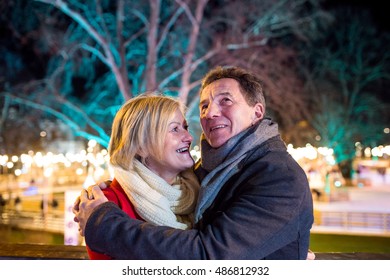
<box><xmin>302</xmin><ymin>8</ymin><xmax>390</xmax><ymax>182</ymax></box>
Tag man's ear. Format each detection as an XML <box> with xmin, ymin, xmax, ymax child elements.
<box><xmin>254</xmin><ymin>103</ymin><xmax>265</xmax><ymax>121</ymax></box>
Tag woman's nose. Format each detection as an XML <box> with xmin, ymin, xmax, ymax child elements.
<box><xmin>183</xmin><ymin>130</ymin><xmax>193</xmax><ymax>142</ymax></box>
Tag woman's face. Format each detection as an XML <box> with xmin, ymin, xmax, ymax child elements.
<box><xmin>146</xmin><ymin>109</ymin><xmax>194</xmax><ymax>184</ymax></box>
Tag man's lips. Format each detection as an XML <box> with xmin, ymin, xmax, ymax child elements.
<box><xmin>210</xmin><ymin>124</ymin><xmax>227</xmax><ymax>132</ymax></box>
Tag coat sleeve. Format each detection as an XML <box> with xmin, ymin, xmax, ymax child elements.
<box><xmin>84</xmin><ymin>154</ymin><xmax>313</xmax><ymax>260</ymax></box>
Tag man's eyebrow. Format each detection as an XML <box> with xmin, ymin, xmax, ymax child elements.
<box><xmin>218</xmin><ymin>92</ymin><xmax>233</xmax><ymax>97</ymax></box>
<box><xmin>199</xmin><ymin>92</ymin><xmax>232</xmax><ymax>106</ymax></box>
<box><xmin>199</xmin><ymin>99</ymin><xmax>207</xmax><ymax>107</ymax></box>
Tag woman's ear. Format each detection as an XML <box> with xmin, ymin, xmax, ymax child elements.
<box><xmin>136</xmin><ymin>150</ymin><xmax>148</xmax><ymax>161</ymax></box>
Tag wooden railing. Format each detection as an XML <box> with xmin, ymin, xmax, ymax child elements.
<box><xmin>0</xmin><ymin>243</ymin><xmax>389</xmax><ymax>260</ymax></box>
<box><xmin>0</xmin><ymin>243</ymin><xmax>89</xmax><ymax>260</ymax></box>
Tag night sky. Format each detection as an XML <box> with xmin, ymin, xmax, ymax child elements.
<box><xmin>325</xmin><ymin>0</ymin><xmax>388</xmax><ymax>31</ymax></box>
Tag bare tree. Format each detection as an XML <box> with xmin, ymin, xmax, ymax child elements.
<box><xmin>3</xmin><ymin>0</ymin><xmax>329</xmax><ymax>148</ymax></box>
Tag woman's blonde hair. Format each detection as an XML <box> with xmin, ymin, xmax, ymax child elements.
<box><xmin>108</xmin><ymin>93</ymin><xmax>186</xmax><ymax>170</ymax></box>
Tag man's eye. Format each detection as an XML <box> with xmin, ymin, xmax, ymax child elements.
<box><xmin>171</xmin><ymin>126</ymin><xmax>179</xmax><ymax>132</ymax></box>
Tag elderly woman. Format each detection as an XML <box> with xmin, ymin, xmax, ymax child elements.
<box><xmin>86</xmin><ymin>93</ymin><xmax>199</xmax><ymax>259</ymax></box>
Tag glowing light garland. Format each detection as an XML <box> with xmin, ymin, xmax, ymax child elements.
<box><xmin>0</xmin><ymin>144</ymin><xmax>388</xmax><ymax>180</ymax></box>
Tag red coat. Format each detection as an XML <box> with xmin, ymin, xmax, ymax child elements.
<box><xmin>86</xmin><ymin>178</ymin><xmax>143</xmax><ymax>260</ymax></box>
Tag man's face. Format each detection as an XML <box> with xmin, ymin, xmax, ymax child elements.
<box><xmin>199</xmin><ymin>78</ymin><xmax>264</xmax><ymax>148</ymax></box>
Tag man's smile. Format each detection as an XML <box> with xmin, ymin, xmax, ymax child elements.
<box><xmin>210</xmin><ymin>124</ymin><xmax>228</xmax><ymax>132</ymax></box>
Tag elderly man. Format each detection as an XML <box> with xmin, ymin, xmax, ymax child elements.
<box><xmin>74</xmin><ymin>66</ymin><xmax>314</xmax><ymax>259</ymax></box>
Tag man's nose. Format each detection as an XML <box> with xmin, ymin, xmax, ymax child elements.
<box><xmin>204</xmin><ymin>102</ymin><xmax>220</xmax><ymax>118</ymax></box>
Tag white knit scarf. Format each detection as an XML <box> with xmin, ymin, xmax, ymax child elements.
<box><xmin>113</xmin><ymin>159</ymin><xmax>200</xmax><ymax>230</ymax></box>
